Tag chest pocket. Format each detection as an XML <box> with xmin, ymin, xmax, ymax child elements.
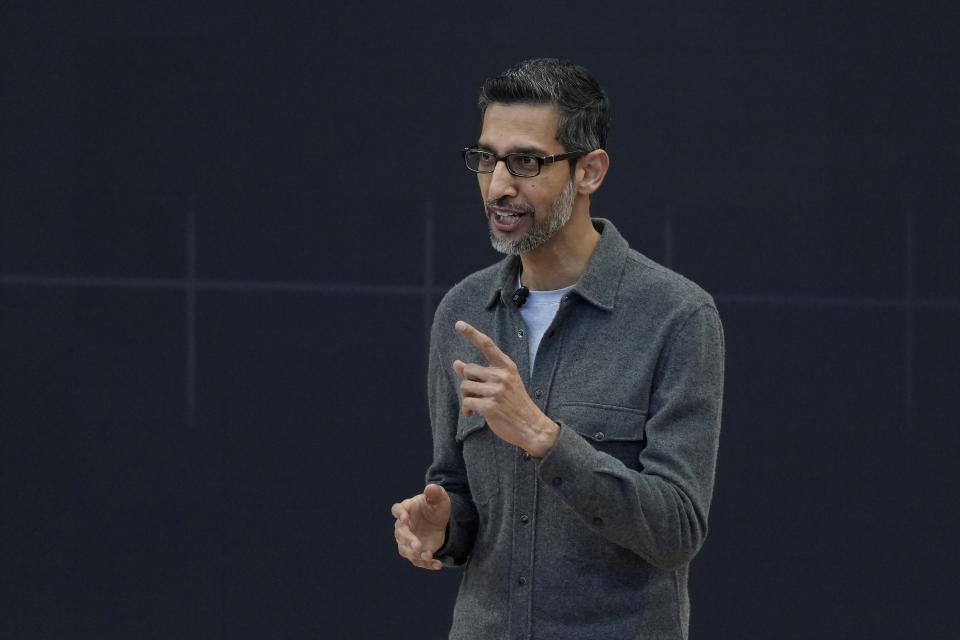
<box><xmin>456</xmin><ymin>413</ymin><xmax>501</xmax><ymax>506</ymax></box>
<box><xmin>556</xmin><ymin>401</ymin><xmax>648</xmax><ymax>471</ymax></box>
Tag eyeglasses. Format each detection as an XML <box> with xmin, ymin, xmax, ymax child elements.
<box><xmin>461</xmin><ymin>147</ymin><xmax>585</xmax><ymax>178</ymax></box>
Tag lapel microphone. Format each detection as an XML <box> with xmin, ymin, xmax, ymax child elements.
<box><xmin>512</xmin><ymin>285</ymin><xmax>530</xmax><ymax>307</ymax></box>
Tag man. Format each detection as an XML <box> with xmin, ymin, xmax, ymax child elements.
<box><xmin>391</xmin><ymin>58</ymin><xmax>724</xmax><ymax>639</ymax></box>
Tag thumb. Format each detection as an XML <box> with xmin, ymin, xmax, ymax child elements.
<box><xmin>423</xmin><ymin>483</ymin><xmax>449</xmax><ymax>507</ymax></box>
<box><xmin>422</xmin><ymin>484</ymin><xmax>450</xmax><ymax>528</ymax></box>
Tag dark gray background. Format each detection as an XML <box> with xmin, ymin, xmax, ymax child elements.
<box><xmin>2</xmin><ymin>1</ymin><xmax>958</xmax><ymax>638</ymax></box>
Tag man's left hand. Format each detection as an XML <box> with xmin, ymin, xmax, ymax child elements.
<box><xmin>453</xmin><ymin>320</ymin><xmax>559</xmax><ymax>458</ymax></box>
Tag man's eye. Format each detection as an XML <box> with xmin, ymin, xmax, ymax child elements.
<box><xmin>518</xmin><ymin>155</ymin><xmax>537</xmax><ymax>167</ymax></box>
<box><xmin>479</xmin><ymin>152</ymin><xmax>495</xmax><ymax>163</ymax></box>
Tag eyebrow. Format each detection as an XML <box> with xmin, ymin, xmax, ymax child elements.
<box><xmin>474</xmin><ymin>142</ymin><xmax>551</xmax><ymax>156</ymax></box>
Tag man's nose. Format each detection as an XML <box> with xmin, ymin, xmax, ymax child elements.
<box><xmin>486</xmin><ymin>160</ymin><xmax>518</xmax><ymax>201</ymax></box>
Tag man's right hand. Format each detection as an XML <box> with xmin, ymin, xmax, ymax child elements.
<box><xmin>391</xmin><ymin>484</ymin><xmax>451</xmax><ymax>571</ymax></box>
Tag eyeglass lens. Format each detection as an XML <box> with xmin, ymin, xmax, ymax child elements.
<box><xmin>465</xmin><ymin>150</ymin><xmax>540</xmax><ymax>177</ymax></box>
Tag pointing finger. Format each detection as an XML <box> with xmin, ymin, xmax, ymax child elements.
<box><xmin>455</xmin><ymin>321</ymin><xmax>512</xmax><ymax>368</ymax></box>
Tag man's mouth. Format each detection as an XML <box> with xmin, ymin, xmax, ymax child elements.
<box><xmin>495</xmin><ymin>211</ymin><xmax>523</xmax><ymax>223</ymax></box>
<box><xmin>488</xmin><ymin>206</ymin><xmax>531</xmax><ymax>231</ymax></box>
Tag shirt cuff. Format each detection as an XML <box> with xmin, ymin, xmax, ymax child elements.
<box><xmin>432</xmin><ymin>493</ymin><xmax>475</xmax><ymax>567</ymax></box>
<box><xmin>538</xmin><ymin>420</ymin><xmax>602</xmax><ymax>507</ymax></box>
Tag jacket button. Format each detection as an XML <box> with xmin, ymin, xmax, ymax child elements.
<box><xmin>592</xmin><ymin>517</ymin><xmax>603</xmax><ymax>527</ymax></box>
<box><xmin>552</xmin><ymin>477</ymin><xmax>562</xmax><ymax>487</ymax></box>
<box><xmin>534</xmin><ymin>389</ymin><xmax>544</xmax><ymax>398</ymax></box>
<box><xmin>518</xmin><ymin>576</ymin><xmax>527</xmax><ymax>585</ymax></box>
<box><xmin>517</xmin><ymin>328</ymin><xmax>525</xmax><ymax>338</ymax></box>
<box><xmin>594</xmin><ymin>431</ymin><xmax>605</xmax><ymax>441</ymax></box>
<box><xmin>522</xmin><ymin>451</ymin><xmax>531</xmax><ymax>461</ymax></box>
<box><xmin>520</xmin><ymin>514</ymin><xmax>529</xmax><ymax>524</ymax></box>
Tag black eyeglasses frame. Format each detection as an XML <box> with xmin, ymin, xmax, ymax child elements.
<box><xmin>461</xmin><ymin>147</ymin><xmax>586</xmax><ymax>178</ymax></box>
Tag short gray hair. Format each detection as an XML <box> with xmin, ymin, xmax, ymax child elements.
<box><xmin>478</xmin><ymin>58</ymin><xmax>610</xmax><ymax>154</ymax></box>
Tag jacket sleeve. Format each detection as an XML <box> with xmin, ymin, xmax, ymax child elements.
<box><xmin>424</xmin><ymin>320</ymin><xmax>478</xmax><ymax>567</ymax></box>
<box><xmin>537</xmin><ymin>304</ymin><xmax>725</xmax><ymax>570</ymax></box>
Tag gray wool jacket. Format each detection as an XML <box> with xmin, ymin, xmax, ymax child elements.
<box><xmin>426</xmin><ymin>218</ymin><xmax>725</xmax><ymax>640</ymax></box>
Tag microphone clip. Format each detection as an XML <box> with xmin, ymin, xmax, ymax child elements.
<box><xmin>512</xmin><ymin>285</ymin><xmax>530</xmax><ymax>307</ymax></box>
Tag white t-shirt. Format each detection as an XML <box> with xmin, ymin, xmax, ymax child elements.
<box><xmin>518</xmin><ymin>279</ymin><xmax>575</xmax><ymax>375</ymax></box>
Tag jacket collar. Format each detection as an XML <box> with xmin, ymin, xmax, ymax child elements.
<box><xmin>485</xmin><ymin>218</ymin><xmax>629</xmax><ymax>312</ymax></box>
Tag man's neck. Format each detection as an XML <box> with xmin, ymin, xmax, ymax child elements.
<box><xmin>519</xmin><ymin>211</ymin><xmax>600</xmax><ymax>291</ymax></box>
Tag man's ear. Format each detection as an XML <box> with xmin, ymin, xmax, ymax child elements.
<box><xmin>575</xmin><ymin>149</ymin><xmax>610</xmax><ymax>195</ymax></box>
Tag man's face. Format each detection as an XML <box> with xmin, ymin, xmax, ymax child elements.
<box><xmin>476</xmin><ymin>103</ymin><xmax>576</xmax><ymax>255</ymax></box>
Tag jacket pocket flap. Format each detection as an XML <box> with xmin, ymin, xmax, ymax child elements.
<box><xmin>556</xmin><ymin>401</ymin><xmax>647</xmax><ymax>443</ymax></box>
<box><xmin>455</xmin><ymin>412</ymin><xmax>487</xmax><ymax>442</ymax></box>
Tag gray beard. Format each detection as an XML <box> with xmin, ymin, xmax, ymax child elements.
<box><xmin>488</xmin><ymin>180</ymin><xmax>576</xmax><ymax>256</ymax></box>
